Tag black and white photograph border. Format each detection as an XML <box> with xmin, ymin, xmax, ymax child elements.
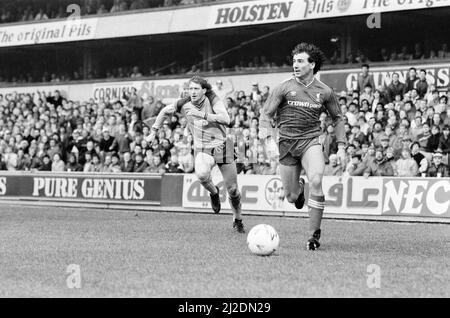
<box><xmin>0</xmin><ymin>0</ymin><xmax>449</xmax><ymax>302</ymax></box>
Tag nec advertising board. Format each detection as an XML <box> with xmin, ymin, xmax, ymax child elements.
<box><xmin>183</xmin><ymin>174</ymin><xmax>450</xmax><ymax>218</ymax></box>
<box><xmin>382</xmin><ymin>178</ymin><xmax>450</xmax><ymax>217</ymax></box>
<box><xmin>320</xmin><ymin>63</ymin><xmax>450</xmax><ymax>92</ymax></box>
<box><xmin>182</xmin><ymin>173</ymin><xmax>383</xmax><ymax>216</ymax></box>
<box><xmin>0</xmin><ymin>173</ymin><xmax>161</xmax><ymax>205</ymax></box>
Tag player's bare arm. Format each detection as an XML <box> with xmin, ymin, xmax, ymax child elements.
<box><xmin>324</xmin><ymin>90</ymin><xmax>346</xmax><ymax>145</ymax></box>
<box><xmin>146</xmin><ymin>103</ymin><xmax>176</xmax><ymax>142</ymax></box>
<box><xmin>323</xmin><ymin>88</ymin><xmax>347</xmax><ymax>162</ymax></box>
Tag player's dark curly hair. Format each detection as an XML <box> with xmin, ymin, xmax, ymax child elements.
<box><xmin>291</xmin><ymin>42</ymin><xmax>326</xmax><ymax>74</ymax></box>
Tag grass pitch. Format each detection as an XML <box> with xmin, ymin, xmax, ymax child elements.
<box><xmin>0</xmin><ymin>205</ymin><xmax>449</xmax><ymax>297</ymax></box>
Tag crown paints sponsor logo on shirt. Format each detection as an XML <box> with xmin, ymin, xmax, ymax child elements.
<box><xmin>287</xmin><ymin>100</ymin><xmax>322</xmax><ymax>109</ymax></box>
<box><xmin>214</xmin><ymin>1</ymin><xmax>293</xmax><ymax>25</ymax></box>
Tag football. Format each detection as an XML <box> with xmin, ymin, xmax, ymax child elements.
<box><xmin>247</xmin><ymin>224</ymin><xmax>280</xmax><ymax>256</ymax></box>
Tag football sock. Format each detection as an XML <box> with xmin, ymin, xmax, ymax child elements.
<box><xmin>229</xmin><ymin>192</ymin><xmax>242</xmax><ymax>221</ymax></box>
<box><xmin>308</xmin><ymin>195</ymin><xmax>325</xmax><ymax>236</ymax></box>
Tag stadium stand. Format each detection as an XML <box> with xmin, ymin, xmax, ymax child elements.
<box><xmin>0</xmin><ymin>70</ymin><xmax>449</xmax><ymax>177</ymax></box>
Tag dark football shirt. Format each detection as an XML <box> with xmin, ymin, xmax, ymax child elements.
<box><xmin>262</xmin><ymin>76</ymin><xmax>345</xmax><ymax>143</ymax></box>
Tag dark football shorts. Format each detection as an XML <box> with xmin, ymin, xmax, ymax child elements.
<box><xmin>278</xmin><ymin>137</ymin><xmax>322</xmax><ymax>166</ymax></box>
<box><xmin>194</xmin><ymin>139</ymin><xmax>236</xmax><ymax>166</ymax></box>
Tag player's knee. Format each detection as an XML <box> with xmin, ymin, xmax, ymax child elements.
<box><xmin>196</xmin><ymin>170</ymin><xmax>211</xmax><ymax>184</ymax></box>
<box><xmin>309</xmin><ymin>173</ymin><xmax>323</xmax><ymax>191</ymax></box>
<box><xmin>226</xmin><ymin>183</ymin><xmax>239</xmax><ymax>197</ymax></box>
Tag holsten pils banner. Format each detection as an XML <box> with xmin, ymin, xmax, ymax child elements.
<box><xmin>0</xmin><ymin>173</ymin><xmax>161</xmax><ymax>205</ymax></box>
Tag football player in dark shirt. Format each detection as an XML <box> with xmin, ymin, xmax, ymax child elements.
<box><xmin>261</xmin><ymin>43</ymin><xmax>346</xmax><ymax>250</ymax></box>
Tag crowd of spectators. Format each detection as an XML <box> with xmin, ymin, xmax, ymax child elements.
<box><xmin>0</xmin><ymin>64</ymin><xmax>449</xmax><ymax>178</ymax></box>
<box><xmin>336</xmin><ymin>43</ymin><xmax>450</xmax><ymax>65</ymax></box>
<box><xmin>322</xmin><ymin>65</ymin><xmax>450</xmax><ymax>178</ymax></box>
<box><xmin>0</xmin><ymin>0</ymin><xmax>218</xmax><ymax>24</ymax></box>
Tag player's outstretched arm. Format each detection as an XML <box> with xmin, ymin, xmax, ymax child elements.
<box><xmin>147</xmin><ymin>103</ymin><xmax>177</xmax><ymax>144</ymax></box>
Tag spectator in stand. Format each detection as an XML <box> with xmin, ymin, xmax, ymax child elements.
<box><xmin>110</xmin><ymin>154</ymin><xmax>122</xmax><ymax>172</ymax></box>
<box><xmin>426</xmin><ymin>125</ymin><xmax>441</xmax><ymax>154</ymax></box>
<box><xmin>324</xmin><ymin>154</ymin><xmax>343</xmax><ymax>176</ymax></box>
<box><xmin>346</xmin><ymin>154</ymin><xmax>366</xmax><ymax>176</ymax></box>
<box><xmin>364</xmin><ymin>148</ymin><xmax>394</xmax><ymax>177</ymax></box>
<box><xmin>359</xmin><ymin>85</ymin><xmax>374</xmax><ymax>105</ymax></box>
<box><xmin>438</xmin><ymin>125</ymin><xmax>450</xmax><ymax>165</ymax></box>
<box><xmin>410</xmin><ymin>142</ymin><xmax>425</xmax><ymax>167</ymax></box>
<box><xmin>436</xmin><ymin>96</ymin><xmax>449</xmax><ymax>116</ymax></box>
<box><xmin>356</xmin><ymin>64</ymin><xmax>375</xmax><ymax>93</ymax></box>
<box><xmin>396</xmin><ymin>148</ymin><xmax>418</xmax><ymax>177</ymax></box>
<box><xmin>417</xmin><ymin>123</ymin><xmax>432</xmax><ymax>151</ymax></box>
<box><xmin>438</xmin><ymin>43</ymin><xmax>449</xmax><ymax>59</ymax></box>
<box><xmin>51</xmin><ymin>153</ymin><xmax>65</xmax><ymax>172</ymax></box>
<box><xmin>130</xmin><ymin>0</ymin><xmax>147</xmax><ymax>10</ymax></box>
<box><xmin>386</xmin><ymin>73</ymin><xmax>406</xmax><ymax>102</ymax></box>
<box><xmin>47</xmin><ymin>90</ymin><xmax>64</xmax><ymax>107</ymax></box>
<box><xmin>110</xmin><ymin>0</ymin><xmax>128</xmax><ymax>12</ymax></box>
<box><xmin>415</xmin><ymin>69</ymin><xmax>429</xmax><ymax>99</ymax></box>
<box><xmin>426</xmin><ymin>150</ymin><xmax>449</xmax><ymax>177</ymax></box>
<box><xmin>97</xmin><ymin>3</ymin><xmax>108</xmax><ymax>14</ymax></box>
<box><xmin>121</xmin><ymin>152</ymin><xmax>134</xmax><ymax>172</ymax></box>
<box><xmin>165</xmin><ymin>155</ymin><xmax>184</xmax><ymax>173</ymax></box>
<box><xmin>99</xmin><ymin>127</ymin><xmax>116</xmax><ymax>157</ymax></box>
<box><xmin>35</xmin><ymin>8</ymin><xmax>49</xmax><ymax>21</ymax></box>
<box><xmin>39</xmin><ymin>155</ymin><xmax>52</xmax><ymax>171</ymax></box>
<box><xmin>345</xmin><ymin>103</ymin><xmax>359</xmax><ymax>127</ymax></box>
<box><xmin>66</xmin><ymin>153</ymin><xmax>83</xmax><ymax>171</ymax></box>
<box><xmin>148</xmin><ymin>155</ymin><xmax>166</xmax><ymax>174</ymax></box>
<box><xmin>412</xmin><ymin>43</ymin><xmax>425</xmax><ymax>60</ymax></box>
<box><xmin>133</xmin><ymin>153</ymin><xmax>148</xmax><ymax>173</ymax></box>
<box><xmin>442</xmin><ymin>103</ymin><xmax>450</xmax><ymax>126</ymax></box>
<box><xmin>405</xmin><ymin>68</ymin><xmax>418</xmax><ymax>94</ymax></box>
<box><xmin>252</xmin><ymin>154</ymin><xmax>270</xmax><ymax>175</ymax></box>
<box><xmin>214</xmin><ymin>79</ymin><xmax>235</xmax><ymax>102</ymax></box>
<box><xmin>130</xmin><ymin>66</ymin><xmax>143</xmax><ymax>78</ymax></box>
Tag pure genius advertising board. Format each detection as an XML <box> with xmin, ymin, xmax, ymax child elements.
<box><xmin>0</xmin><ymin>173</ymin><xmax>161</xmax><ymax>205</ymax></box>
